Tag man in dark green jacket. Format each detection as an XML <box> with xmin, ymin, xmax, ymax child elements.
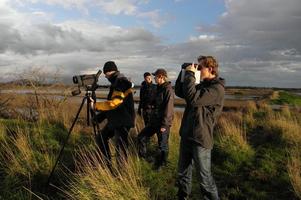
<box><xmin>138</xmin><ymin>72</ymin><xmax>156</xmax><ymax>126</ymax></box>
<box><xmin>176</xmin><ymin>56</ymin><xmax>225</xmax><ymax>200</ymax></box>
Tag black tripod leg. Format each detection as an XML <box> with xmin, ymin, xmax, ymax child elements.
<box><xmin>46</xmin><ymin>96</ymin><xmax>87</xmax><ymax>186</ymax></box>
<box><xmin>87</xmin><ymin>97</ymin><xmax>90</xmax><ymax>126</ymax></box>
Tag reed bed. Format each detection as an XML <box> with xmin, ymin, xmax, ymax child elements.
<box><xmin>0</xmin><ymin>90</ymin><xmax>301</xmax><ymax>199</ymax></box>
<box><xmin>64</xmin><ymin>148</ymin><xmax>149</xmax><ymax>200</ymax></box>
<box><xmin>288</xmin><ymin>148</ymin><xmax>301</xmax><ymax>199</ymax></box>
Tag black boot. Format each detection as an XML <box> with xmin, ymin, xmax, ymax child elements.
<box><xmin>154</xmin><ymin>151</ymin><xmax>168</xmax><ymax>170</ymax></box>
<box><xmin>177</xmin><ymin>190</ymin><xmax>188</xmax><ymax>200</ymax></box>
<box><xmin>138</xmin><ymin>139</ymin><xmax>147</xmax><ymax>158</ymax></box>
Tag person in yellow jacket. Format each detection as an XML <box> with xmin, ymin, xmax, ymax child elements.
<box><xmin>92</xmin><ymin>61</ymin><xmax>135</xmax><ymax>169</ymax></box>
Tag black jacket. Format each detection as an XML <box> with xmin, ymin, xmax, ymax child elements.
<box><xmin>138</xmin><ymin>81</ymin><xmax>156</xmax><ymax>110</ymax></box>
<box><xmin>150</xmin><ymin>82</ymin><xmax>174</xmax><ymax>128</ymax></box>
<box><xmin>98</xmin><ymin>71</ymin><xmax>135</xmax><ymax>128</ymax></box>
<box><xmin>178</xmin><ymin>71</ymin><xmax>225</xmax><ymax>149</ymax></box>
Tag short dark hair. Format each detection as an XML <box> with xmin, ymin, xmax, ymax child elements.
<box><xmin>103</xmin><ymin>61</ymin><xmax>118</xmax><ymax>73</ymax></box>
<box><xmin>143</xmin><ymin>72</ymin><xmax>151</xmax><ymax>78</ymax></box>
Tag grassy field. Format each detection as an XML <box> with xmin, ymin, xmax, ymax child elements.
<box><xmin>0</xmin><ymin>88</ymin><xmax>301</xmax><ymax>199</ymax></box>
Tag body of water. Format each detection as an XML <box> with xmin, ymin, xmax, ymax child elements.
<box><xmin>0</xmin><ymin>89</ymin><xmax>261</xmax><ymax>101</ymax></box>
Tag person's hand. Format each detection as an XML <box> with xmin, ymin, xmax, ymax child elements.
<box><xmin>89</xmin><ymin>97</ymin><xmax>95</xmax><ymax>110</ymax></box>
<box><xmin>186</xmin><ymin>62</ymin><xmax>197</xmax><ymax>73</ymax></box>
<box><xmin>160</xmin><ymin>127</ymin><xmax>166</xmax><ymax>133</ymax></box>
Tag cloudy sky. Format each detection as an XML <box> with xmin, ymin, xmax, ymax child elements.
<box><xmin>0</xmin><ymin>0</ymin><xmax>300</xmax><ymax>87</ymax></box>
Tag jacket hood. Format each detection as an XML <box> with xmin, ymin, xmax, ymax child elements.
<box><xmin>108</xmin><ymin>71</ymin><xmax>120</xmax><ymax>83</ymax></box>
<box><xmin>158</xmin><ymin>81</ymin><xmax>171</xmax><ymax>89</ymax></box>
<box><xmin>205</xmin><ymin>77</ymin><xmax>225</xmax><ymax>88</ymax></box>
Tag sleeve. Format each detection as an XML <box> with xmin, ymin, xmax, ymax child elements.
<box><xmin>95</xmin><ymin>88</ymin><xmax>133</xmax><ymax>111</ymax></box>
<box><xmin>161</xmin><ymin>88</ymin><xmax>174</xmax><ymax>128</ymax></box>
<box><xmin>138</xmin><ymin>84</ymin><xmax>145</xmax><ymax>110</ymax></box>
<box><xmin>175</xmin><ymin>70</ymin><xmax>185</xmax><ymax>98</ymax></box>
<box><xmin>115</xmin><ymin>78</ymin><xmax>132</xmax><ymax>92</ymax></box>
<box><xmin>183</xmin><ymin>71</ymin><xmax>220</xmax><ymax>107</ymax></box>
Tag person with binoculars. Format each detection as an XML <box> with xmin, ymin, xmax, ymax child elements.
<box><xmin>175</xmin><ymin>56</ymin><xmax>225</xmax><ymax>200</ymax></box>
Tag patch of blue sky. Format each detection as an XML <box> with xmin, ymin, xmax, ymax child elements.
<box><xmin>87</xmin><ymin>6</ymin><xmax>135</xmax><ymax>27</ymax></box>
<box><xmin>152</xmin><ymin>0</ymin><xmax>225</xmax><ymax>43</ymax></box>
<box><xmin>13</xmin><ymin>1</ymin><xmax>84</xmax><ymax>22</ymax></box>
<box><xmin>13</xmin><ymin>0</ymin><xmax>225</xmax><ymax>43</ymax></box>
<box><xmin>105</xmin><ymin>0</ymin><xmax>226</xmax><ymax>43</ymax></box>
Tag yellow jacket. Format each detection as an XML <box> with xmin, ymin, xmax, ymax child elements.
<box><xmin>95</xmin><ymin>88</ymin><xmax>134</xmax><ymax>111</ymax></box>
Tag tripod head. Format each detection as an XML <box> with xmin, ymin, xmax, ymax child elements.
<box><xmin>71</xmin><ymin>70</ymin><xmax>104</xmax><ymax>96</ymax></box>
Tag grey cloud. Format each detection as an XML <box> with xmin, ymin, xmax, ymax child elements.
<box><xmin>0</xmin><ymin>24</ymin><xmax>21</xmax><ymax>53</ymax></box>
<box><xmin>192</xmin><ymin>0</ymin><xmax>301</xmax><ymax>87</ymax></box>
<box><xmin>1</xmin><ymin>0</ymin><xmax>301</xmax><ymax>87</ymax></box>
<box><xmin>0</xmin><ymin>19</ymin><xmax>162</xmax><ymax>56</ymax></box>
<box><xmin>215</xmin><ymin>0</ymin><xmax>301</xmax><ymax>50</ymax></box>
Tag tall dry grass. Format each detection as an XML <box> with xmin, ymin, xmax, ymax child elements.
<box><xmin>2</xmin><ymin>86</ymin><xmax>301</xmax><ymax>199</ymax></box>
<box><xmin>217</xmin><ymin>113</ymin><xmax>251</xmax><ymax>152</ymax></box>
<box><xmin>265</xmin><ymin>110</ymin><xmax>301</xmax><ymax>146</ymax></box>
<box><xmin>169</xmin><ymin>111</ymin><xmax>182</xmax><ymax>159</ymax></box>
<box><xmin>0</xmin><ymin>122</ymin><xmax>54</xmax><ymax>177</ymax></box>
<box><xmin>256</xmin><ymin>105</ymin><xmax>301</xmax><ymax>198</ymax></box>
<box><xmin>64</xmin><ymin>148</ymin><xmax>149</xmax><ymax>200</ymax></box>
<box><xmin>288</xmin><ymin>147</ymin><xmax>301</xmax><ymax>199</ymax></box>
<box><xmin>244</xmin><ymin>101</ymin><xmax>257</xmax><ymax>128</ymax></box>
<box><xmin>270</xmin><ymin>91</ymin><xmax>280</xmax><ymax>100</ymax></box>
<box><xmin>0</xmin><ymin>120</ymin><xmax>5</xmax><ymax>141</ymax></box>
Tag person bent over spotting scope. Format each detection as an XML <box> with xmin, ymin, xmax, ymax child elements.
<box><xmin>92</xmin><ymin>61</ymin><xmax>135</xmax><ymax>170</ymax></box>
<box><xmin>175</xmin><ymin>56</ymin><xmax>225</xmax><ymax>200</ymax></box>
<box><xmin>138</xmin><ymin>72</ymin><xmax>157</xmax><ymax>126</ymax></box>
<box><xmin>138</xmin><ymin>68</ymin><xmax>174</xmax><ymax>169</ymax></box>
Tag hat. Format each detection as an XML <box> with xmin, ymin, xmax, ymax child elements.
<box><xmin>143</xmin><ymin>72</ymin><xmax>151</xmax><ymax>78</ymax></box>
<box><xmin>103</xmin><ymin>61</ymin><xmax>118</xmax><ymax>73</ymax></box>
<box><xmin>152</xmin><ymin>68</ymin><xmax>167</xmax><ymax>77</ymax></box>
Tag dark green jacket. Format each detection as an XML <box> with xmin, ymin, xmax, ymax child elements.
<box><xmin>178</xmin><ymin>71</ymin><xmax>225</xmax><ymax>149</ymax></box>
<box><xmin>150</xmin><ymin>82</ymin><xmax>174</xmax><ymax>129</ymax></box>
<box><xmin>138</xmin><ymin>81</ymin><xmax>156</xmax><ymax>110</ymax></box>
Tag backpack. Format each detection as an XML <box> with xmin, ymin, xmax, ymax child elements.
<box><xmin>175</xmin><ymin>70</ymin><xmax>185</xmax><ymax>99</ymax></box>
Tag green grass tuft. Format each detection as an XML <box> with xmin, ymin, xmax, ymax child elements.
<box><xmin>270</xmin><ymin>91</ymin><xmax>301</xmax><ymax>106</ymax></box>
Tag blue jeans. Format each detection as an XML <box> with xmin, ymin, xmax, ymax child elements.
<box><xmin>177</xmin><ymin>139</ymin><xmax>219</xmax><ymax>200</ymax></box>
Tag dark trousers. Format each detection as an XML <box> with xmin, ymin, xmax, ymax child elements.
<box><xmin>96</xmin><ymin>124</ymin><xmax>130</xmax><ymax>168</ymax></box>
<box><xmin>137</xmin><ymin>125</ymin><xmax>170</xmax><ymax>164</ymax></box>
<box><xmin>142</xmin><ymin>108</ymin><xmax>152</xmax><ymax>126</ymax></box>
<box><xmin>177</xmin><ymin>139</ymin><xmax>219</xmax><ymax>200</ymax></box>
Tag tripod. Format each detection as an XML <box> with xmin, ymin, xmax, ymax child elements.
<box><xmin>46</xmin><ymin>91</ymin><xmax>100</xmax><ymax>186</ymax></box>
